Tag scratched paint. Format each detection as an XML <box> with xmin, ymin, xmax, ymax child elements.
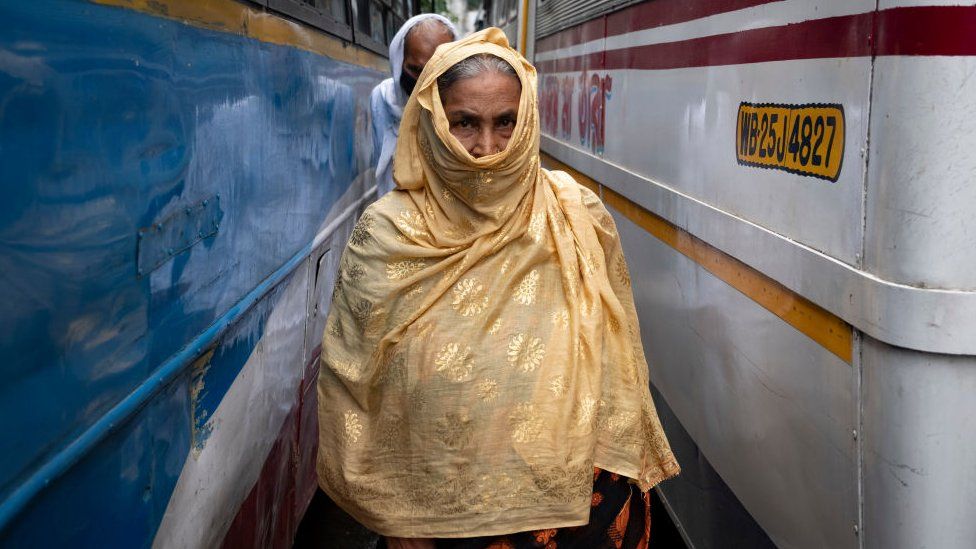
<box><xmin>189</xmin><ymin>279</ymin><xmax>290</xmax><ymax>454</ymax></box>
<box><xmin>0</xmin><ymin>0</ymin><xmax>381</xmax><ymax>545</ymax></box>
<box><xmin>153</xmin><ymin>260</ymin><xmax>312</xmax><ymax>548</ymax></box>
<box><xmin>188</xmin><ymin>350</ymin><xmax>215</xmax><ymax>456</ymax></box>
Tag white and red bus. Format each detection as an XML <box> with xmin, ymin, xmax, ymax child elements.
<box><xmin>484</xmin><ymin>1</ymin><xmax>976</xmax><ymax>547</ymax></box>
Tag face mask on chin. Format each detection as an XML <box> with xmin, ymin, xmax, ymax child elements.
<box><xmin>399</xmin><ymin>70</ymin><xmax>418</xmax><ymax>97</ymax></box>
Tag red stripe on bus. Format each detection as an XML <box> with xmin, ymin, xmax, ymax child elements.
<box><xmin>606</xmin><ymin>0</ymin><xmax>783</xmax><ymax>38</ymax></box>
<box><xmin>601</xmin><ymin>11</ymin><xmax>874</xmax><ymax>70</ymax></box>
<box><xmin>220</xmin><ymin>353</ymin><xmax>320</xmax><ymax>547</ymax></box>
<box><xmin>536</xmin><ymin>0</ymin><xmax>781</xmax><ymax>53</ymax></box>
<box><xmin>875</xmin><ymin>6</ymin><xmax>976</xmax><ymax>56</ymax></box>
<box><xmin>536</xmin><ymin>7</ymin><xmax>976</xmax><ymax>73</ymax></box>
<box><xmin>536</xmin><ymin>18</ymin><xmax>605</xmax><ymax>55</ymax></box>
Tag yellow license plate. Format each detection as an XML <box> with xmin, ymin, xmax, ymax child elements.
<box><xmin>736</xmin><ymin>103</ymin><xmax>845</xmax><ymax>182</ymax></box>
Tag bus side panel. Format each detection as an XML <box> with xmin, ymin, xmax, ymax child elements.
<box><xmin>537</xmin><ymin>0</ymin><xmax>976</xmax><ymax>547</ymax></box>
<box><xmin>155</xmin><ymin>264</ymin><xmax>311</xmax><ymax>549</ymax></box>
<box><xmin>649</xmin><ymin>384</ymin><xmax>777</xmax><ymax>549</ymax></box>
<box><xmin>859</xmin><ymin>12</ymin><xmax>976</xmax><ymax>545</ymax></box>
<box><xmin>536</xmin><ymin>1</ymin><xmax>875</xmax><ymax>547</ymax></box>
<box><xmin>613</xmin><ymin>207</ymin><xmax>856</xmax><ymax>549</ymax></box>
<box><xmin>862</xmin><ymin>338</ymin><xmax>976</xmax><ymax>549</ymax></box>
<box><xmin>864</xmin><ymin>55</ymin><xmax>976</xmax><ymax>290</ymax></box>
<box><xmin>537</xmin><ymin>0</ymin><xmax>874</xmax><ymax>264</ymax></box>
<box><xmin>0</xmin><ymin>0</ymin><xmax>380</xmax><ymax>545</ymax></box>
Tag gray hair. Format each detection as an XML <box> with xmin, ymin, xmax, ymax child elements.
<box><xmin>437</xmin><ymin>54</ymin><xmax>519</xmax><ymax>96</ymax></box>
<box><xmin>405</xmin><ymin>18</ymin><xmax>455</xmax><ymax>42</ymax></box>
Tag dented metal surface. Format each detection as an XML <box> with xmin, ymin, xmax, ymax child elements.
<box><xmin>137</xmin><ymin>195</ymin><xmax>222</xmax><ymax>276</ymax></box>
<box><xmin>0</xmin><ymin>0</ymin><xmax>381</xmax><ymax>544</ymax></box>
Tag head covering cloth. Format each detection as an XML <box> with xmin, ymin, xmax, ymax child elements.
<box><xmin>319</xmin><ymin>28</ymin><xmax>678</xmax><ymax>538</ymax></box>
<box><xmin>389</xmin><ymin>13</ymin><xmax>458</xmax><ymax>96</ymax></box>
<box><xmin>372</xmin><ymin>14</ymin><xmax>458</xmax><ymax>196</ymax></box>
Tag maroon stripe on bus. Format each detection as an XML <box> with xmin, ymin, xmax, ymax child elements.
<box><xmin>539</xmin><ymin>51</ymin><xmax>605</xmax><ymax>73</ymax></box>
<box><xmin>606</xmin><ymin>0</ymin><xmax>783</xmax><ymax>38</ymax></box>
<box><xmin>536</xmin><ymin>18</ymin><xmax>605</xmax><ymax>55</ymax></box>
<box><xmin>875</xmin><ymin>6</ymin><xmax>976</xmax><ymax>56</ymax></box>
<box><xmin>536</xmin><ymin>7</ymin><xmax>976</xmax><ymax>73</ymax></box>
<box><xmin>601</xmin><ymin>11</ymin><xmax>874</xmax><ymax>70</ymax></box>
<box><xmin>535</xmin><ymin>0</ymin><xmax>782</xmax><ymax>53</ymax></box>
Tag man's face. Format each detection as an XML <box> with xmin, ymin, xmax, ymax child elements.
<box><xmin>402</xmin><ymin>25</ymin><xmax>454</xmax><ymax>81</ymax></box>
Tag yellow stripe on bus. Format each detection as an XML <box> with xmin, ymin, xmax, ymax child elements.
<box><xmin>93</xmin><ymin>0</ymin><xmax>389</xmax><ymax>72</ymax></box>
<box><xmin>542</xmin><ymin>153</ymin><xmax>853</xmax><ymax>364</ymax></box>
<box><xmin>519</xmin><ymin>0</ymin><xmax>530</xmax><ymax>56</ymax></box>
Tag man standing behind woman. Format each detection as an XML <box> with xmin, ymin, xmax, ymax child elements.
<box><xmin>371</xmin><ymin>14</ymin><xmax>458</xmax><ymax>197</ymax></box>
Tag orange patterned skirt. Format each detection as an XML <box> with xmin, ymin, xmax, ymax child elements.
<box><xmin>435</xmin><ymin>469</ymin><xmax>651</xmax><ymax>549</ymax></box>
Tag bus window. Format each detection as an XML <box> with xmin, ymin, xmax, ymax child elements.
<box><xmin>370</xmin><ymin>0</ymin><xmax>386</xmax><ymax>43</ymax></box>
<box><xmin>327</xmin><ymin>0</ymin><xmax>348</xmax><ymax>24</ymax></box>
<box><xmin>268</xmin><ymin>0</ymin><xmax>354</xmax><ymax>39</ymax></box>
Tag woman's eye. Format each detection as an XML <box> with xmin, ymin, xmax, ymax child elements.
<box><xmin>498</xmin><ymin>118</ymin><xmax>515</xmax><ymax>127</ymax></box>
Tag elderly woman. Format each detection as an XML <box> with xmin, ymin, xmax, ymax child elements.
<box><xmin>317</xmin><ymin>29</ymin><xmax>679</xmax><ymax>548</ymax></box>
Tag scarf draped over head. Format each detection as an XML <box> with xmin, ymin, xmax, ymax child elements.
<box><xmin>389</xmin><ymin>13</ymin><xmax>458</xmax><ymax>98</ymax></box>
<box><xmin>372</xmin><ymin>14</ymin><xmax>458</xmax><ymax>196</ymax></box>
<box><xmin>319</xmin><ymin>28</ymin><xmax>678</xmax><ymax>538</ymax></box>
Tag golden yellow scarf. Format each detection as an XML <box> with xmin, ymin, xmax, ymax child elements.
<box><xmin>317</xmin><ymin>28</ymin><xmax>678</xmax><ymax>538</ymax></box>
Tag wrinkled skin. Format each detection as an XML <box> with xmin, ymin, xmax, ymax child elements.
<box><xmin>442</xmin><ymin>71</ymin><xmax>522</xmax><ymax>158</ymax></box>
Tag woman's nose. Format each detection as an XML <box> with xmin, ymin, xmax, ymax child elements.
<box><xmin>471</xmin><ymin>128</ymin><xmax>500</xmax><ymax>158</ymax></box>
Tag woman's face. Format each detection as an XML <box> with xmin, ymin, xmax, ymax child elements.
<box><xmin>442</xmin><ymin>71</ymin><xmax>521</xmax><ymax>159</ymax></box>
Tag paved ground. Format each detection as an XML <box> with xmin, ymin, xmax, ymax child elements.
<box><xmin>294</xmin><ymin>489</ymin><xmax>687</xmax><ymax>548</ymax></box>
<box><xmin>293</xmin><ymin>490</ymin><xmax>381</xmax><ymax>549</ymax></box>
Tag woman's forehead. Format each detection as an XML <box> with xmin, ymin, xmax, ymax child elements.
<box><xmin>442</xmin><ymin>73</ymin><xmax>521</xmax><ymax>110</ymax></box>
<box><xmin>436</xmin><ymin>52</ymin><xmax>522</xmax><ymax>96</ymax></box>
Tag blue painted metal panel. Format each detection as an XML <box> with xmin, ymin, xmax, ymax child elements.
<box><xmin>0</xmin><ymin>376</ymin><xmax>192</xmax><ymax>548</ymax></box>
<box><xmin>0</xmin><ymin>266</ymin><xmax>306</xmax><ymax>547</ymax></box>
<box><xmin>190</xmin><ymin>277</ymin><xmax>290</xmax><ymax>453</ymax></box>
<box><xmin>137</xmin><ymin>195</ymin><xmax>222</xmax><ymax>276</ymax></box>
<box><xmin>0</xmin><ymin>0</ymin><xmax>381</xmax><ymax>544</ymax></box>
